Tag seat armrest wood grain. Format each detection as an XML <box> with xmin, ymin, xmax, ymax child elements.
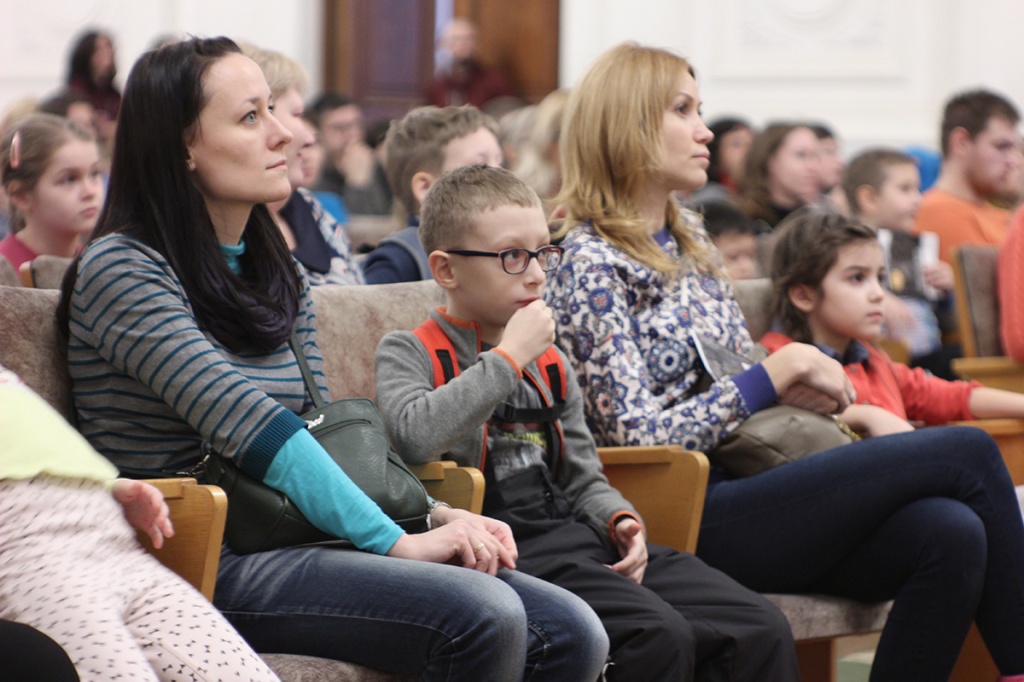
<box><xmin>597</xmin><ymin>446</ymin><xmax>709</xmax><ymax>554</ymax></box>
<box><xmin>408</xmin><ymin>461</ymin><xmax>485</xmax><ymax>514</ymax></box>
<box><xmin>18</xmin><ymin>255</ymin><xmax>73</xmax><ymax>290</ymax></box>
<box><xmin>952</xmin><ymin>356</ymin><xmax>1024</xmax><ymax>393</ymax></box>
<box><xmin>136</xmin><ymin>478</ymin><xmax>226</xmax><ymax>602</ymax></box>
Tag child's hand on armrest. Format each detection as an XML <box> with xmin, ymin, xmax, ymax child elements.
<box><xmin>112</xmin><ymin>479</ymin><xmax>175</xmax><ymax>549</ymax></box>
<box><xmin>840</xmin><ymin>404</ymin><xmax>915</xmax><ymax>438</ymax></box>
<box><xmin>495</xmin><ymin>299</ymin><xmax>556</xmax><ymax>369</ymax></box>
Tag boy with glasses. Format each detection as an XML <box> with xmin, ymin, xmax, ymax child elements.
<box><xmin>374</xmin><ymin>164</ymin><xmax>797</xmax><ymax>681</ymax></box>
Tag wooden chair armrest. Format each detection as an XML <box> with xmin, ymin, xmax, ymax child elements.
<box><xmin>949</xmin><ymin>418</ymin><xmax>1024</xmax><ymax>486</ymax></box>
<box><xmin>598</xmin><ymin>446</ymin><xmax>710</xmax><ymax>554</ymax></box>
<box><xmin>408</xmin><ymin>461</ymin><xmax>485</xmax><ymax>514</ymax></box>
<box><xmin>952</xmin><ymin>357</ymin><xmax>1024</xmax><ymax>393</ymax></box>
<box><xmin>136</xmin><ymin>478</ymin><xmax>227</xmax><ymax>602</ymax></box>
<box><xmin>18</xmin><ymin>261</ymin><xmax>35</xmax><ymax>288</ymax></box>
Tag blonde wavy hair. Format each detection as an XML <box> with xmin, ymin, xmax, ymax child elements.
<box><xmin>243</xmin><ymin>44</ymin><xmax>308</xmax><ymax>98</ymax></box>
<box><xmin>555</xmin><ymin>42</ymin><xmax>713</xmax><ymax>274</ymax></box>
<box><xmin>514</xmin><ymin>89</ymin><xmax>569</xmax><ymax>202</ymax></box>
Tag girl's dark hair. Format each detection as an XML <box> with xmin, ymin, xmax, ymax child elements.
<box><xmin>59</xmin><ymin>36</ymin><xmax>302</xmax><ymax>354</ymax></box>
<box><xmin>706</xmin><ymin>117</ymin><xmax>750</xmax><ymax>185</ymax></box>
<box><xmin>67</xmin><ymin>30</ymin><xmax>114</xmax><ymax>88</ymax></box>
<box><xmin>769</xmin><ymin>209</ymin><xmax>879</xmax><ymax>342</ymax></box>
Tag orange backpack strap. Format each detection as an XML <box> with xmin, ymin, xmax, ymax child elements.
<box><xmin>536</xmin><ymin>346</ymin><xmax>566</xmax><ymax>404</ymax></box>
<box><xmin>412</xmin><ymin>318</ymin><xmax>460</xmax><ymax>388</ymax></box>
<box><xmin>414</xmin><ymin>317</ymin><xmax>566</xmax><ymax>410</ymax></box>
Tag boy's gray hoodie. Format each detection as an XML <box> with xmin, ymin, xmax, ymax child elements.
<box><xmin>375</xmin><ymin>308</ymin><xmax>641</xmax><ymax>537</ymax></box>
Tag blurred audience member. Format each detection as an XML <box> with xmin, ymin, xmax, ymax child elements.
<box><xmin>811</xmin><ymin>122</ymin><xmax>848</xmax><ymax>214</ymax></box>
<box><xmin>700</xmin><ymin>200</ymin><xmax>766</xmax><ymax>281</ymax></box>
<box><xmin>298</xmin><ymin>115</ymin><xmax>348</xmax><ymax>226</ymax></box>
<box><xmin>38</xmin><ymin>92</ymin><xmax>97</xmax><ymax>136</ymax></box>
<box><xmin>737</xmin><ymin>122</ymin><xmax>822</xmax><ymax>228</ymax></box>
<box><xmin>65</xmin><ymin>30</ymin><xmax>120</xmax><ymax>146</ymax></box>
<box><xmin>513</xmin><ymin>89</ymin><xmax>569</xmax><ymax>216</ymax></box>
<box><xmin>425</xmin><ymin>18</ymin><xmax>513</xmax><ymax>109</ymax></box>
<box><xmin>914</xmin><ymin>89</ymin><xmax>1021</xmax><ymax>263</ymax></box>
<box><xmin>497</xmin><ymin>104</ymin><xmax>536</xmax><ymax>173</ymax></box>
<box><xmin>690</xmin><ymin>117</ymin><xmax>753</xmax><ymax>205</ymax></box>
<box><xmin>307</xmin><ymin>91</ymin><xmax>392</xmax><ymax>215</ymax></box>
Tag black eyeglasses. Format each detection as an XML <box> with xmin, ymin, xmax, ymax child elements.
<box><xmin>444</xmin><ymin>245</ymin><xmax>564</xmax><ymax>274</ymax></box>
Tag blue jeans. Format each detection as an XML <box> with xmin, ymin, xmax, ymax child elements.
<box><xmin>698</xmin><ymin>425</ymin><xmax>1024</xmax><ymax>681</ymax></box>
<box><xmin>214</xmin><ymin>543</ymin><xmax>608</xmax><ymax>682</ymax></box>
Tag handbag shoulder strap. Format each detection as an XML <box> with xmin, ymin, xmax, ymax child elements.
<box><xmin>288</xmin><ymin>334</ymin><xmax>326</xmax><ymax>410</ymax></box>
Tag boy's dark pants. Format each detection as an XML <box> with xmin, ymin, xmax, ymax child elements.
<box><xmin>486</xmin><ymin>467</ymin><xmax>798</xmax><ymax>682</ymax></box>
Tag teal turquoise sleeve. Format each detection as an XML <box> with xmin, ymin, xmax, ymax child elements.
<box><xmin>264</xmin><ymin>428</ymin><xmax>404</xmax><ymax>554</ymax></box>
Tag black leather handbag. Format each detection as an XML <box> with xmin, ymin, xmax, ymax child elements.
<box><xmin>205</xmin><ymin>336</ymin><xmax>430</xmax><ymax>554</ymax></box>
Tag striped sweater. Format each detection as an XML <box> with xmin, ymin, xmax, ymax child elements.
<box><xmin>67</xmin><ymin>234</ymin><xmax>329</xmax><ymax>481</ymax></box>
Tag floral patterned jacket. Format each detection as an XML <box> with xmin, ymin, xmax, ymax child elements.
<box><xmin>544</xmin><ymin>217</ymin><xmax>773</xmax><ymax>452</ymax></box>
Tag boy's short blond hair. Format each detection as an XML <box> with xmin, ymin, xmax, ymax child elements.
<box><xmin>420</xmin><ymin>164</ymin><xmax>541</xmax><ymax>254</ymax></box>
<box><xmin>842</xmin><ymin>148</ymin><xmax>917</xmax><ymax>215</ymax></box>
<box><xmin>383</xmin><ymin>105</ymin><xmax>499</xmax><ymax>216</ymax></box>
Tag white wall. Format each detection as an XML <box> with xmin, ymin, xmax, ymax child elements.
<box><xmin>560</xmin><ymin>0</ymin><xmax>1024</xmax><ymax>154</ymax></box>
<box><xmin>4</xmin><ymin>0</ymin><xmax>1023</xmax><ymax>156</ymax></box>
<box><xmin>0</xmin><ymin>0</ymin><xmax>322</xmax><ymax>119</ymax></box>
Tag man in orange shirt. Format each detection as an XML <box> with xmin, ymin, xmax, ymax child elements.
<box><xmin>915</xmin><ymin>89</ymin><xmax>1021</xmax><ymax>263</ymax></box>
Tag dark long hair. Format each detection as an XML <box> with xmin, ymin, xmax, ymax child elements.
<box><xmin>737</xmin><ymin>122</ymin><xmax>804</xmax><ymax>224</ymax></box>
<box><xmin>706</xmin><ymin>117</ymin><xmax>750</xmax><ymax>186</ymax></box>
<box><xmin>67</xmin><ymin>30</ymin><xmax>115</xmax><ymax>88</ymax></box>
<box><xmin>59</xmin><ymin>36</ymin><xmax>302</xmax><ymax>354</ymax></box>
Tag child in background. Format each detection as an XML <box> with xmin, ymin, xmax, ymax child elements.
<box><xmin>362</xmin><ymin>105</ymin><xmax>503</xmax><ymax>284</ymax></box>
<box><xmin>374</xmin><ymin>164</ymin><xmax>798</xmax><ymax>681</ymax></box>
<box><xmin>761</xmin><ymin>211</ymin><xmax>1024</xmax><ymax>436</ymax></box>
<box><xmin>842</xmin><ymin>148</ymin><xmax>959</xmax><ymax>379</ymax></box>
<box><xmin>0</xmin><ymin>364</ymin><xmax>279</xmax><ymax>681</ymax></box>
<box><xmin>0</xmin><ymin>114</ymin><xmax>102</xmax><ymax>272</ymax></box>
<box><xmin>298</xmin><ymin>114</ymin><xmax>349</xmax><ymax>226</ymax></box>
<box><xmin>810</xmin><ymin>123</ymin><xmax>848</xmax><ymax>214</ymax></box>
<box><xmin>700</xmin><ymin>199</ymin><xmax>765</xmax><ymax>280</ymax></box>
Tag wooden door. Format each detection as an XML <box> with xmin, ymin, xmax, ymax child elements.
<box><xmin>453</xmin><ymin>0</ymin><xmax>560</xmax><ymax>104</ymax></box>
<box><xmin>321</xmin><ymin>0</ymin><xmax>560</xmax><ymax>120</ymax></box>
<box><xmin>321</xmin><ymin>0</ymin><xmax>437</xmax><ymax>123</ymax></box>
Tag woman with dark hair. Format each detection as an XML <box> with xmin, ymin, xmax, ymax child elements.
<box><xmin>546</xmin><ymin>41</ymin><xmax>1024</xmax><ymax>681</ymax></box>
<box><xmin>58</xmin><ymin>37</ymin><xmax>607</xmax><ymax>681</ymax></box>
<box><xmin>65</xmin><ymin>30</ymin><xmax>120</xmax><ymax>143</ymax></box>
<box><xmin>736</xmin><ymin>122</ymin><xmax>822</xmax><ymax>227</ymax></box>
<box><xmin>689</xmin><ymin>116</ymin><xmax>753</xmax><ymax>206</ymax></box>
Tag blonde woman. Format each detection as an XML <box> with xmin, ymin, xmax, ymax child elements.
<box><xmin>245</xmin><ymin>46</ymin><xmax>364</xmax><ymax>286</ymax></box>
<box><xmin>545</xmin><ymin>42</ymin><xmax>1024</xmax><ymax>681</ymax></box>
